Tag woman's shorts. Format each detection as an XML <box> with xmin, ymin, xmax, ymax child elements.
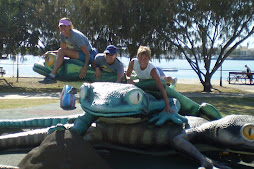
<box><xmin>78</xmin><ymin>48</ymin><xmax>98</xmax><ymax>64</ymax></box>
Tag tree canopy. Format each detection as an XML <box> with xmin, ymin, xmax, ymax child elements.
<box><xmin>1</xmin><ymin>0</ymin><xmax>254</xmax><ymax>91</ymax></box>
<box><xmin>162</xmin><ymin>0</ymin><xmax>254</xmax><ymax>91</ymax></box>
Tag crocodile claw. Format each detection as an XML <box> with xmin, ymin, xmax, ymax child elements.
<box><xmin>148</xmin><ymin>111</ymin><xmax>188</xmax><ymax>126</ymax></box>
<box><xmin>48</xmin><ymin>124</ymin><xmax>66</xmax><ymax>134</ymax></box>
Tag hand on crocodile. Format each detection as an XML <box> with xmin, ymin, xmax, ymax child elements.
<box><xmin>79</xmin><ymin>67</ymin><xmax>87</xmax><ymax>79</ymax></box>
<box><xmin>94</xmin><ymin>67</ymin><xmax>102</xmax><ymax>80</ymax></box>
<box><xmin>148</xmin><ymin>111</ymin><xmax>188</xmax><ymax>126</ymax></box>
<box><xmin>165</xmin><ymin>106</ymin><xmax>175</xmax><ymax>113</ymax></box>
<box><xmin>48</xmin><ymin>124</ymin><xmax>66</xmax><ymax>134</ymax></box>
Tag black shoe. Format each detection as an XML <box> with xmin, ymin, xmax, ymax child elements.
<box><xmin>39</xmin><ymin>75</ymin><xmax>57</xmax><ymax>84</ymax></box>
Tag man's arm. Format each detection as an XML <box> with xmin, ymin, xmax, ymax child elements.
<box><xmin>116</xmin><ymin>73</ymin><xmax>124</xmax><ymax>83</ymax></box>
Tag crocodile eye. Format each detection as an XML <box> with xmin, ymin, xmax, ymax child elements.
<box><xmin>79</xmin><ymin>83</ymin><xmax>89</xmax><ymax>99</ymax></box>
<box><xmin>241</xmin><ymin>123</ymin><xmax>254</xmax><ymax>142</ymax></box>
<box><xmin>45</xmin><ymin>53</ymin><xmax>56</xmax><ymax>66</ymax></box>
<box><xmin>126</xmin><ymin>89</ymin><xmax>143</xmax><ymax>105</ymax></box>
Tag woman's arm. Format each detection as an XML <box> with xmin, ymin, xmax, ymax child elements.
<box><xmin>79</xmin><ymin>45</ymin><xmax>90</xmax><ymax>78</ymax></box>
<box><xmin>150</xmin><ymin>68</ymin><xmax>174</xmax><ymax>113</ymax></box>
<box><xmin>126</xmin><ymin>60</ymin><xmax>134</xmax><ymax>84</ymax></box>
<box><xmin>60</xmin><ymin>42</ymin><xmax>67</xmax><ymax>49</ymax></box>
<box><xmin>43</xmin><ymin>43</ymin><xmax>67</xmax><ymax>57</ymax></box>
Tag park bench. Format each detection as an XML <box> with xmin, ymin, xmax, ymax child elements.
<box><xmin>0</xmin><ymin>67</ymin><xmax>6</xmax><ymax>77</ymax></box>
<box><xmin>0</xmin><ymin>67</ymin><xmax>11</xmax><ymax>87</ymax></box>
<box><xmin>228</xmin><ymin>72</ymin><xmax>254</xmax><ymax>85</ymax></box>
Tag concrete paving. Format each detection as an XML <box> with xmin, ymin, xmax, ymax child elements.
<box><xmin>0</xmin><ymin>92</ymin><xmax>61</xmax><ymax>100</ymax></box>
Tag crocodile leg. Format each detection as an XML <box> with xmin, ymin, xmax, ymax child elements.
<box><xmin>71</xmin><ymin>113</ymin><xmax>98</xmax><ymax>135</ymax></box>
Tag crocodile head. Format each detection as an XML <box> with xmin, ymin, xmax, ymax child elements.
<box><xmin>216</xmin><ymin>115</ymin><xmax>254</xmax><ymax>153</ymax></box>
<box><xmin>194</xmin><ymin>115</ymin><xmax>254</xmax><ymax>154</ymax></box>
<box><xmin>79</xmin><ymin>82</ymin><xmax>150</xmax><ymax>117</ymax></box>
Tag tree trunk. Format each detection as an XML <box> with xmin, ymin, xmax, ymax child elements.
<box><xmin>203</xmin><ymin>76</ymin><xmax>212</xmax><ymax>92</ymax></box>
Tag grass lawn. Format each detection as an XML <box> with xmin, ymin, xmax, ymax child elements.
<box><xmin>190</xmin><ymin>97</ymin><xmax>254</xmax><ymax>116</ymax></box>
<box><xmin>0</xmin><ymin>99</ymin><xmax>60</xmax><ymax>109</ymax></box>
<box><xmin>0</xmin><ymin>77</ymin><xmax>253</xmax><ymax>116</ymax></box>
<box><xmin>0</xmin><ymin>77</ymin><xmax>64</xmax><ymax>93</ymax></box>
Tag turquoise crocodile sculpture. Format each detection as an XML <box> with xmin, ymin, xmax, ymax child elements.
<box><xmin>0</xmin><ymin>81</ymin><xmax>222</xmax><ymax>136</ymax></box>
<box><xmin>0</xmin><ymin>115</ymin><xmax>253</xmax><ymax>169</ymax></box>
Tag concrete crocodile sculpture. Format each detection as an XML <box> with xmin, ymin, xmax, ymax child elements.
<box><xmin>0</xmin><ymin>115</ymin><xmax>253</xmax><ymax>169</ymax></box>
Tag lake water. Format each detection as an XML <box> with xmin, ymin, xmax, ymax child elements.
<box><xmin>0</xmin><ymin>54</ymin><xmax>253</xmax><ymax>81</ymax></box>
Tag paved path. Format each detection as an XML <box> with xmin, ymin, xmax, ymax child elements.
<box><xmin>0</xmin><ymin>92</ymin><xmax>61</xmax><ymax>99</ymax></box>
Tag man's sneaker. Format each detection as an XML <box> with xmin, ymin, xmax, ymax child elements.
<box><xmin>39</xmin><ymin>75</ymin><xmax>57</xmax><ymax>84</ymax></box>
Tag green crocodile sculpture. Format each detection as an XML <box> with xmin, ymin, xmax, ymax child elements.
<box><xmin>33</xmin><ymin>53</ymin><xmax>122</xmax><ymax>82</ymax></box>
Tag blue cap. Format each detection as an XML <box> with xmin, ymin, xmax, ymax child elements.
<box><xmin>104</xmin><ymin>45</ymin><xmax>117</xmax><ymax>55</ymax></box>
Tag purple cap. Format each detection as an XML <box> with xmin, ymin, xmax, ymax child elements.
<box><xmin>58</xmin><ymin>19</ymin><xmax>72</xmax><ymax>27</ymax></box>
<box><xmin>104</xmin><ymin>45</ymin><xmax>117</xmax><ymax>55</ymax></box>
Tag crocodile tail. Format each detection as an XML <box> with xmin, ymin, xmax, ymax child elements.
<box><xmin>198</xmin><ymin>103</ymin><xmax>222</xmax><ymax>120</ymax></box>
<box><xmin>0</xmin><ymin>128</ymin><xmax>48</xmax><ymax>150</ymax></box>
<box><xmin>0</xmin><ymin>115</ymin><xmax>80</xmax><ymax>128</ymax></box>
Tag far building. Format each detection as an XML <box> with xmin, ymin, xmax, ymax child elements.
<box><xmin>229</xmin><ymin>45</ymin><xmax>254</xmax><ymax>60</ymax></box>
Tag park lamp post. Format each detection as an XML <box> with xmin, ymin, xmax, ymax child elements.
<box><xmin>16</xmin><ymin>55</ymin><xmax>19</xmax><ymax>82</ymax></box>
<box><xmin>220</xmin><ymin>63</ymin><xmax>222</xmax><ymax>86</ymax></box>
<box><xmin>219</xmin><ymin>45</ymin><xmax>223</xmax><ymax>86</ymax></box>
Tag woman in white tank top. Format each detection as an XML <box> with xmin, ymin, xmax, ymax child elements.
<box><xmin>125</xmin><ymin>46</ymin><xmax>174</xmax><ymax>115</ymax></box>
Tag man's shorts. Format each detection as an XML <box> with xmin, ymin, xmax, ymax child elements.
<box><xmin>78</xmin><ymin>48</ymin><xmax>98</xmax><ymax>64</ymax></box>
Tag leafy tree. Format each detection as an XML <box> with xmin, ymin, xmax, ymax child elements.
<box><xmin>99</xmin><ymin>0</ymin><xmax>174</xmax><ymax>59</ymax></box>
<box><xmin>0</xmin><ymin>0</ymin><xmax>40</xmax><ymax>56</ymax></box>
<box><xmin>160</xmin><ymin>0</ymin><xmax>254</xmax><ymax>92</ymax></box>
